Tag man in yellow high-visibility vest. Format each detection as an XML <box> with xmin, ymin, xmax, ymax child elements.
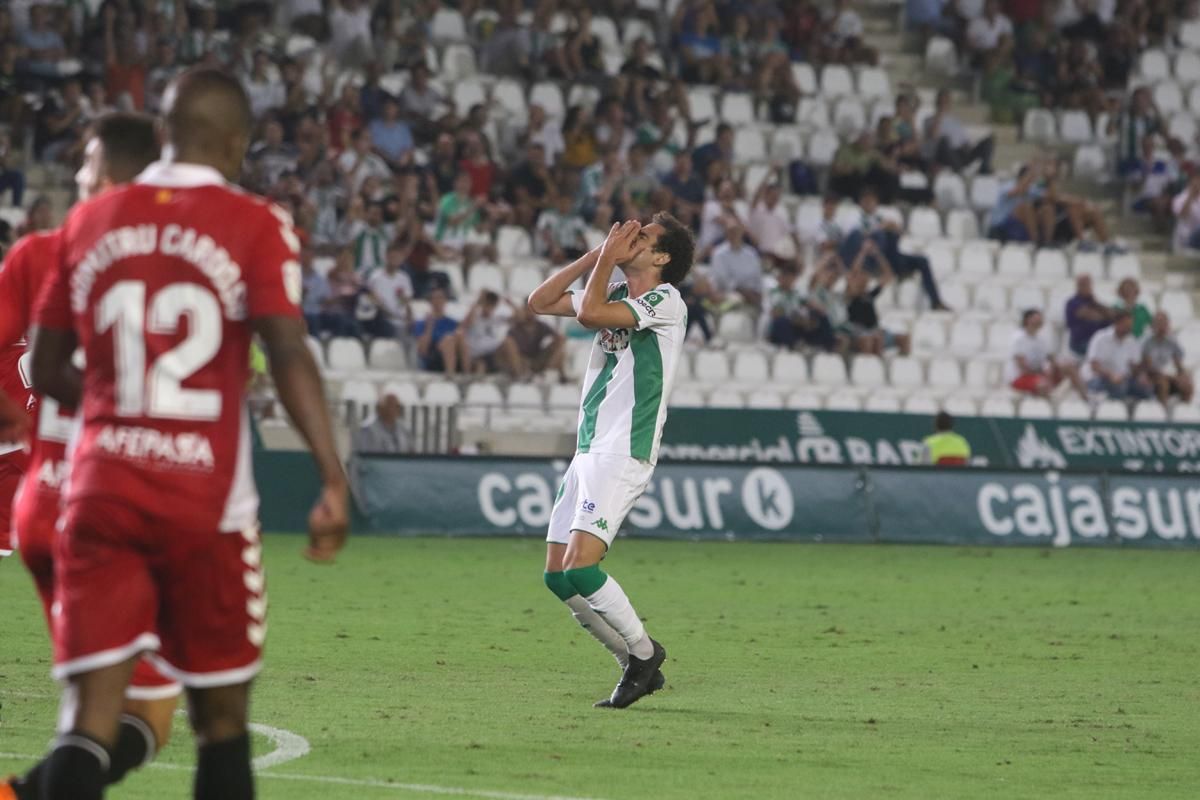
<box><xmin>922</xmin><ymin>412</ymin><xmax>971</xmax><ymax>466</ymax></box>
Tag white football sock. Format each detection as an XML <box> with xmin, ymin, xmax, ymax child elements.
<box><xmin>564</xmin><ymin>595</ymin><xmax>629</xmax><ymax>669</ymax></box>
<box><xmin>583</xmin><ymin>576</ymin><xmax>654</xmax><ymax>660</ymax></box>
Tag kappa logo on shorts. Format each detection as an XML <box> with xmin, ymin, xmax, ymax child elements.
<box><xmin>593</xmin><ymin>518</ymin><xmax>609</xmax><ymax>532</ymax></box>
<box><xmin>580</xmin><ymin>499</ymin><xmax>596</xmax><ymax>513</ymax></box>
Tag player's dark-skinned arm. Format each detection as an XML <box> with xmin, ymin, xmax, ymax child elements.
<box><xmin>29</xmin><ymin>325</ymin><xmax>81</xmax><ymax>409</ymax></box>
<box><xmin>254</xmin><ymin>316</ymin><xmax>349</xmax><ymax>563</ymax></box>
<box><xmin>576</xmin><ymin>221</ymin><xmax>642</xmax><ymax>330</ymax></box>
<box><xmin>527</xmin><ymin>244</ymin><xmax>602</xmax><ymax>317</ymax></box>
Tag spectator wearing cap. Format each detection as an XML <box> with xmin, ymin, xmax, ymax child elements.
<box><xmin>1084</xmin><ymin>309</ymin><xmax>1154</xmax><ymax>400</ymax></box>
<box><xmin>1007</xmin><ymin>309</ymin><xmax>1084</xmax><ymax>397</ymax></box>
<box><xmin>1142</xmin><ymin>312</ymin><xmax>1194</xmax><ymax>405</ymax></box>
<box><xmin>923</xmin><ymin>89</ymin><xmax>994</xmax><ymax>175</ymax></box>
<box><xmin>922</xmin><ymin>413</ymin><xmax>971</xmax><ymax>466</ymax></box>
<box><xmin>1064</xmin><ymin>274</ymin><xmax>1115</xmax><ymax>364</ymax></box>
<box><xmin>354</xmin><ymin>394</ymin><xmax>413</xmax><ymax>455</ymax></box>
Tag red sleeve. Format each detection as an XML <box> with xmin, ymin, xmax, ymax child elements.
<box><xmin>245</xmin><ymin>202</ymin><xmax>303</xmax><ymax>320</ymax></box>
<box><xmin>0</xmin><ymin>238</ymin><xmax>34</xmax><ymax>346</ymax></box>
<box><xmin>32</xmin><ymin>231</ymin><xmax>73</xmax><ymax>332</ymax></box>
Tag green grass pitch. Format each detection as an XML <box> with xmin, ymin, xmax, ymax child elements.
<box><xmin>2</xmin><ymin>535</ymin><xmax>1199</xmax><ymax>799</ymax></box>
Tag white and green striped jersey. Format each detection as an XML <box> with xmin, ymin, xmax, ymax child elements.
<box><xmin>569</xmin><ymin>282</ymin><xmax>687</xmax><ymax>464</ymax></box>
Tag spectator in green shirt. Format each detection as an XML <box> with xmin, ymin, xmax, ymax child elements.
<box><xmin>1113</xmin><ymin>278</ymin><xmax>1152</xmax><ymax>339</ymax></box>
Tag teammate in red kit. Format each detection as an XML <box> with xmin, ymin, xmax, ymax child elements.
<box><xmin>0</xmin><ymin>113</ymin><xmax>186</xmax><ymax>800</ymax></box>
<box><xmin>25</xmin><ymin>68</ymin><xmax>349</xmax><ymax>800</ymax></box>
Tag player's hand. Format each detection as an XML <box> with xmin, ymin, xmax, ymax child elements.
<box><xmin>600</xmin><ymin>220</ymin><xmax>642</xmax><ymax>263</ymax></box>
<box><xmin>305</xmin><ymin>482</ymin><xmax>349</xmax><ymax>564</ymax></box>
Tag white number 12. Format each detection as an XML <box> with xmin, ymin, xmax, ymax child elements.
<box><xmin>96</xmin><ymin>281</ymin><xmax>223</xmax><ymax>420</ymax></box>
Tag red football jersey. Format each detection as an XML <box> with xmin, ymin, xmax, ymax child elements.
<box><xmin>35</xmin><ymin>162</ymin><xmax>302</xmax><ymax>533</ymax></box>
<box><xmin>0</xmin><ymin>231</ymin><xmax>61</xmax><ymax>467</ymax></box>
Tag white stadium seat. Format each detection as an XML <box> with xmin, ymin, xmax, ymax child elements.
<box><xmin>467</xmin><ymin>263</ymin><xmax>505</xmax><ymax>294</ymax></box>
<box><xmin>1010</xmin><ymin>285</ymin><xmax>1046</xmax><ymax>314</ymax></box>
<box><xmin>621</xmin><ymin>18</ymin><xmax>654</xmax><ymax>52</ymax></box>
<box><xmin>1058</xmin><ymin>110</ymin><xmax>1093</xmax><ymax>144</ymax></box>
<box><xmin>506</xmin><ymin>266</ymin><xmax>544</xmax><ymax>299</ymax></box>
<box><xmin>452</xmin><ymin>79</ymin><xmax>487</xmax><ymax>116</ymax></box>
<box><xmin>812</xmin><ymin>353</ymin><xmax>848</xmax><ymax>385</ymax></box>
<box><xmin>791</xmin><ymin>62</ymin><xmax>818</xmax><ymax>94</ymax></box>
<box><xmin>708</xmin><ymin>387</ymin><xmax>745</xmax><ymax>408</ymax></box>
<box><xmin>825</xmin><ymin>392</ymin><xmax>862</xmax><ymax>411</ymax></box>
<box><xmin>958</xmin><ymin>242</ymin><xmax>994</xmax><ymax>276</ymax></box>
<box><xmin>548</xmin><ymin>384</ymin><xmax>578</xmax><ymax>409</ymax></box>
<box><xmin>686</xmin><ymin>87</ymin><xmax>717</xmax><ymax>123</ymax></box>
<box><xmin>925</xmin><ymin>36</ymin><xmax>958</xmax><ymax>75</ymax></box>
<box><xmin>970</xmin><ymin>174</ymin><xmax>1000</xmax><ymax>213</ymax></box>
<box><xmin>431</xmin><ymin>8</ymin><xmax>468</xmax><ymax>42</ymax></box>
<box><xmin>1073</xmin><ymin>144</ymin><xmax>1107</xmax><ymax>180</ymax></box>
<box><xmin>944</xmin><ymin>209</ymin><xmax>979</xmax><ymax>242</ymax></box>
<box><xmin>1022</xmin><ymin>108</ymin><xmax>1056</xmax><ymax>143</ymax></box>
<box><xmin>772</xmin><ymin>351</ymin><xmax>810</xmax><ymax>385</ymax></box>
<box><xmin>1094</xmin><ymin>400</ymin><xmax>1128</xmax><ymax>421</ymax></box>
<box><xmin>964</xmin><ymin>360</ymin><xmax>994</xmax><ymax>390</ymax></box>
<box><xmin>795</xmin><ymin>96</ymin><xmax>830</xmax><ymax>131</ymax></box>
<box><xmin>768</xmin><ymin>126</ymin><xmax>803</xmax><ymax>164</ymax></box>
<box><xmin>907</xmin><ymin>206</ymin><xmax>942</xmax><ymax>240</ymax></box>
<box><xmin>341</xmin><ymin>380</ymin><xmax>378</xmax><ymax>419</ymax></box>
<box><xmin>529</xmin><ymin>82</ymin><xmax>565</xmax><ymax>119</ymax></box>
<box><xmin>806</xmin><ymin>130</ymin><xmax>839</xmax><ymax>167</ymax></box>
<box><xmin>1108</xmin><ymin>254</ymin><xmax>1142</xmax><ymax>281</ymax></box>
<box><xmin>1181</xmin><ymin>20</ymin><xmax>1200</xmax><ymax>50</ymax></box>
<box><xmin>1169</xmin><ymin>113</ymin><xmax>1197</xmax><ymax>144</ymax></box>
<box><xmin>927</xmin><ymin>358</ymin><xmax>962</xmax><ymax>392</ymax></box>
<box><xmin>1159</xmin><ymin>292</ymin><xmax>1195</xmax><ymax>322</ymax></box>
<box><xmin>497</xmin><ymin>226</ymin><xmax>533</xmax><ymax>260</ymax></box>
<box><xmin>949</xmin><ymin>318</ymin><xmax>985</xmax><ymax>357</ymax></box>
<box><xmin>1017</xmin><ymin>397</ymin><xmax>1054</xmax><ymax>419</ymax></box>
<box><xmin>937</xmin><ymin>282</ymin><xmax>969</xmax><ymax>309</ymax></box>
<box><xmin>368</xmin><ymin>339</ymin><xmax>408</xmax><ymax>371</ymax></box>
<box><xmin>996</xmin><ymin>245</ymin><xmax>1033</xmax><ymax>281</ymax></box>
<box><xmin>720</xmin><ymin>92</ymin><xmax>756</xmax><ymax>125</ymax></box>
<box><xmin>1153</xmin><ymin>81</ymin><xmax>1184</xmax><ymax>114</ymax></box>
<box><xmin>820</xmin><ymin>64</ymin><xmax>854</xmax><ymax>98</ymax></box>
<box><xmin>943</xmin><ymin>396</ymin><xmax>978</xmax><ymax>416</ymax></box>
<box><xmin>327</xmin><ymin>337</ymin><xmax>366</xmax><ymax>371</ymax></box>
<box><xmin>903</xmin><ymin>394</ymin><xmax>939</xmax><ymax>415</ymax></box>
<box><xmin>1072</xmin><ymin>251</ymin><xmax>1105</xmax><ymax>279</ymax></box>
<box><xmin>980</xmin><ymin>397</ymin><xmax>1014</xmax><ymax>417</ymax></box>
<box><xmin>1172</xmin><ymin>404</ymin><xmax>1200</xmax><ymax>422</ymax></box>
<box><xmin>694</xmin><ymin>350</ymin><xmax>731</xmax><ymax>383</ymax></box>
<box><xmin>671</xmin><ymin>387</ymin><xmax>706</xmax><ymax>408</ymax></box>
<box><xmin>857</xmin><ymin>67</ymin><xmax>891</xmax><ymax>100</ymax></box>
<box><xmin>717</xmin><ymin>310</ymin><xmax>756</xmax><ymax>342</ymax></box>
<box><xmin>987</xmin><ymin>320</ymin><xmax>1016</xmax><ymax>353</ymax></box>
<box><xmin>441</xmin><ymin>44</ymin><xmax>477</xmax><ymax>81</ymax></box>
<box><xmin>1032</xmin><ymin>249</ymin><xmax>1070</xmax><ymax>284</ymax></box>
<box><xmin>933</xmin><ymin>172</ymin><xmax>968</xmax><ymax>210</ymax></box>
<box><xmin>732</xmin><ymin>128</ymin><xmax>767</xmax><ymax>164</ymax></box>
<box><xmin>464</xmin><ymin>382</ymin><xmax>504</xmax><ymax>406</ymax></box>
<box><xmin>833</xmin><ymin>98</ymin><xmax>867</xmax><ymax>136</ymax></box>
<box><xmin>589</xmin><ymin>16</ymin><xmax>621</xmax><ymax>55</ymax></box>
<box><xmin>973</xmin><ymin>284</ymin><xmax>1009</xmax><ymax>315</ymax></box>
<box><xmin>786</xmin><ymin>391</ymin><xmax>824</xmax><ymax>410</ymax></box>
<box><xmin>912</xmin><ymin>317</ymin><xmax>947</xmax><ymax>352</ymax></box>
<box><xmin>925</xmin><ymin>242</ymin><xmax>957</xmax><ymax>279</ymax></box>
<box><xmin>491</xmin><ymin>78</ymin><xmax>529</xmax><ymax>123</ymax></box>
<box><xmin>746</xmin><ymin>391</ymin><xmax>785</xmax><ymax>409</ymax></box>
<box><xmin>1133</xmin><ymin>403</ymin><xmax>1168</xmax><ymax>422</ymax></box>
<box><xmin>850</xmin><ymin>355</ymin><xmax>886</xmax><ymax>387</ymax></box>
<box><xmin>425</xmin><ymin>380</ymin><xmax>463</xmax><ymax>405</ymax></box>
<box><xmin>1056</xmin><ymin>399</ymin><xmax>1092</xmax><ymax>420</ymax></box>
<box><xmin>864</xmin><ymin>394</ymin><xmax>902</xmax><ymax>412</ymax></box>
<box><xmin>733</xmin><ymin>351</ymin><xmax>770</xmax><ymax>383</ymax></box>
<box><xmin>1139</xmin><ymin>48</ymin><xmax>1170</xmax><ymax>81</ymax></box>
<box><xmin>381</xmin><ymin>380</ymin><xmax>420</xmax><ymax>407</ymax></box>
<box><xmin>889</xmin><ymin>356</ymin><xmax>924</xmax><ymax>388</ymax></box>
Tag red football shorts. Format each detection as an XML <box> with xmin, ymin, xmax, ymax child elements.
<box><xmin>52</xmin><ymin>497</ymin><xmax>266</xmax><ymax>689</ymax></box>
<box><xmin>15</xmin><ymin>485</ymin><xmax>181</xmax><ymax>698</ymax></box>
<box><xmin>1011</xmin><ymin>374</ymin><xmax>1043</xmax><ymax>393</ymax></box>
<box><xmin>0</xmin><ymin>455</ymin><xmax>22</xmax><ymax>556</ymax></box>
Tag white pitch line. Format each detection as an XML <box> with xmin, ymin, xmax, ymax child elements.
<box><xmin>248</xmin><ymin>721</ymin><xmax>311</xmax><ymax>769</ymax></box>
<box><xmin>0</xmin><ymin>752</ymin><xmax>605</xmax><ymax>800</ymax></box>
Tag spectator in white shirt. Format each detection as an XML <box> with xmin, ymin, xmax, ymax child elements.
<box><xmin>337</xmin><ymin>128</ymin><xmax>392</xmax><ymax>194</ymax></box>
<box><xmin>966</xmin><ymin>0</ymin><xmax>1013</xmax><ymax>57</ymax></box>
<box><xmin>923</xmin><ymin>89</ymin><xmax>994</xmax><ymax>175</ymax></box>
<box><xmin>709</xmin><ymin>224</ymin><xmax>764</xmax><ymax>309</ymax></box>
<box><xmin>748</xmin><ymin>173</ymin><xmax>798</xmax><ymax>263</ymax></box>
<box><xmin>1007</xmin><ymin>309</ymin><xmax>1085</xmax><ymax>397</ymax></box>
<box><xmin>365</xmin><ymin>243</ymin><xmax>415</xmax><ymax>335</ymax></box>
<box><xmin>1084</xmin><ymin>309</ymin><xmax>1155</xmax><ymax>400</ymax></box>
<box><xmin>457</xmin><ymin>291</ymin><xmax>518</xmax><ymax>375</ymax></box>
<box><xmin>525</xmin><ymin>104</ymin><xmax>565</xmax><ymax>167</ymax></box>
<box><xmin>698</xmin><ymin>179</ymin><xmax>751</xmax><ymax>257</ymax></box>
<box><xmin>328</xmin><ymin>0</ymin><xmax>373</xmax><ymax>65</ymax></box>
<box><xmin>1171</xmin><ymin>172</ymin><xmax>1200</xmax><ymax>252</ymax></box>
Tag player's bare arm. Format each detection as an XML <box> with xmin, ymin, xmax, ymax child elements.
<box><xmin>527</xmin><ymin>244</ymin><xmax>603</xmax><ymax>317</ymax></box>
<box><xmin>28</xmin><ymin>325</ymin><xmax>81</xmax><ymax>409</ymax></box>
<box><xmin>254</xmin><ymin>316</ymin><xmax>349</xmax><ymax>563</ymax></box>
<box><xmin>575</xmin><ymin>221</ymin><xmax>643</xmax><ymax>331</ymax></box>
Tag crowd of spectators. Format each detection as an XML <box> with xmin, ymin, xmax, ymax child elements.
<box><xmin>1007</xmin><ymin>273</ymin><xmax>1193</xmax><ymax>407</ymax></box>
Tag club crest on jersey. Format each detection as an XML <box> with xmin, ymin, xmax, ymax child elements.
<box><xmin>599</xmin><ymin>327</ymin><xmax>630</xmax><ymax>354</ymax></box>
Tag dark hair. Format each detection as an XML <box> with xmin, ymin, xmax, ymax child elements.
<box><xmin>935</xmin><ymin>411</ymin><xmax>954</xmax><ymax>432</ymax></box>
<box><xmin>91</xmin><ymin>112</ymin><xmax>159</xmax><ymax>183</ymax></box>
<box><xmin>1021</xmin><ymin>308</ymin><xmax>1041</xmax><ymax>325</ymax></box>
<box><xmin>652</xmin><ymin>211</ymin><xmax>695</xmax><ymax>286</ymax></box>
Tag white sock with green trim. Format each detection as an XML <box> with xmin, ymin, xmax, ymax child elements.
<box><xmin>565</xmin><ymin>596</ymin><xmax>629</xmax><ymax>669</ymax></box>
<box><xmin>584</xmin><ymin>577</ymin><xmax>654</xmax><ymax>660</ymax></box>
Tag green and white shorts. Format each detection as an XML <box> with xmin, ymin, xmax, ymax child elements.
<box><xmin>547</xmin><ymin>453</ymin><xmax>655</xmax><ymax>548</ymax></box>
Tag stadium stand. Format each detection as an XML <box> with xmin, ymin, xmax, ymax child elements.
<box><xmin>1</xmin><ymin>0</ymin><xmax>1198</xmax><ymax>454</ymax></box>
